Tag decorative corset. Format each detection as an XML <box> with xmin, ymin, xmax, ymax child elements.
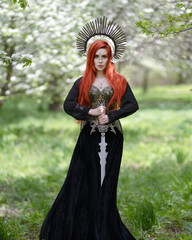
<box><xmin>80</xmin><ymin>85</ymin><xmax>123</xmax><ymax>134</ymax></box>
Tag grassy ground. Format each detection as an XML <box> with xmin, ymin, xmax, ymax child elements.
<box><xmin>0</xmin><ymin>84</ymin><xmax>192</xmax><ymax>240</ymax></box>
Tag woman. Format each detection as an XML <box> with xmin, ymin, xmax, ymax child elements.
<box><xmin>39</xmin><ymin>19</ymin><xmax>139</xmax><ymax>240</ymax></box>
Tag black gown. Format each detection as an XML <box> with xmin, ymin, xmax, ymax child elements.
<box><xmin>39</xmin><ymin>77</ymin><xmax>139</xmax><ymax>240</ymax></box>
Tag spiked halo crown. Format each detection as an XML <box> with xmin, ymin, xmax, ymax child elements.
<box><xmin>76</xmin><ymin>16</ymin><xmax>127</xmax><ymax>60</ymax></box>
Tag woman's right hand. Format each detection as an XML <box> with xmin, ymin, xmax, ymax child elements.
<box><xmin>88</xmin><ymin>106</ymin><xmax>106</xmax><ymax>116</ymax></box>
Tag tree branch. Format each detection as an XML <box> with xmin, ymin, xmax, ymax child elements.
<box><xmin>175</xmin><ymin>26</ymin><xmax>192</xmax><ymax>33</ymax></box>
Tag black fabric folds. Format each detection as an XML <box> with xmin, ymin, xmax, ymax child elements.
<box><xmin>63</xmin><ymin>78</ymin><xmax>91</xmax><ymax>121</ymax></box>
<box><xmin>39</xmin><ymin>124</ymin><xmax>136</xmax><ymax>240</ymax></box>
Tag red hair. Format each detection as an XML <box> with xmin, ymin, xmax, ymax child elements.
<box><xmin>78</xmin><ymin>40</ymin><xmax>127</xmax><ymax>110</ymax></box>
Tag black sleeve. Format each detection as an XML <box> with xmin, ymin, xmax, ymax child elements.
<box><xmin>107</xmin><ymin>82</ymin><xmax>139</xmax><ymax>123</ymax></box>
<box><xmin>63</xmin><ymin>78</ymin><xmax>90</xmax><ymax>120</ymax></box>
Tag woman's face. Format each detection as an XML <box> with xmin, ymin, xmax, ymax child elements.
<box><xmin>94</xmin><ymin>48</ymin><xmax>108</xmax><ymax>72</ymax></box>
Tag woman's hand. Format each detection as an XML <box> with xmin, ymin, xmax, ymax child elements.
<box><xmin>98</xmin><ymin>113</ymin><xmax>109</xmax><ymax>124</ymax></box>
<box><xmin>88</xmin><ymin>106</ymin><xmax>106</xmax><ymax>116</ymax></box>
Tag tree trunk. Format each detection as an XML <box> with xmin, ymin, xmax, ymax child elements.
<box><xmin>47</xmin><ymin>74</ymin><xmax>66</xmax><ymax>112</ymax></box>
<box><xmin>142</xmin><ymin>68</ymin><xmax>149</xmax><ymax>93</ymax></box>
<box><xmin>176</xmin><ymin>72</ymin><xmax>186</xmax><ymax>85</ymax></box>
<box><xmin>0</xmin><ymin>62</ymin><xmax>13</xmax><ymax>108</ymax></box>
<box><xmin>48</xmin><ymin>87</ymin><xmax>62</xmax><ymax>112</ymax></box>
<box><xmin>0</xmin><ymin>39</ymin><xmax>14</xmax><ymax>108</ymax></box>
<box><xmin>49</xmin><ymin>90</ymin><xmax>62</xmax><ymax>111</ymax></box>
<box><xmin>49</xmin><ymin>100</ymin><xmax>62</xmax><ymax>111</ymax></box>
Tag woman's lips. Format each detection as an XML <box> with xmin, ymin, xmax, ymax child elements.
<box><xmin>98</xmin><ymin>65</ymin><xmax>103</xmax><ymax>68</ymax></box>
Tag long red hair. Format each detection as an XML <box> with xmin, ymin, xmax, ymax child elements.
<box><xmin>78</xmin><ymin>40</ymin><xmax>127</xmax><ymax>110</ymax></box>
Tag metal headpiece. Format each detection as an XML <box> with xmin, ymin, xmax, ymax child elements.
<box><xmin>76</xmin><ymin>16</ymin><xmax>127</xmax><ymax>59</ymax></box>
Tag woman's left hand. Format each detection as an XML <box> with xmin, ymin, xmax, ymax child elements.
<box><xmin>98</xmin><ymin>113</ymin><xmax>109</xmax><ymax>124</ymax></box>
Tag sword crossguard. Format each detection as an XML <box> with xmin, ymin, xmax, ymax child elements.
<box><xmin>109</xmin><ymin>124</ymin><xmax>116</xmax><ymax>134</ymax></box>
<box><xmin>90</xmin><ymin>120</ymin><xmax>116</xmax><ymax>135</ymax></box>
<box><xmin>90</xmin><ymin>121</ymin><xmax>97</xmax><ymax>135</ymax></box>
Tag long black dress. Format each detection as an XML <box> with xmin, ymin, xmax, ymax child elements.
<box><xmin>39</xmin><ymin>77</ymin><xmax>139</xmax><ymax>240</ymax></box>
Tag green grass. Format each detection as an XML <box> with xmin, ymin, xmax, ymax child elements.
<box><xmin>0</xmin><ymin>84</ymin><xmax>192</xmax><ymax>239</ymax></box>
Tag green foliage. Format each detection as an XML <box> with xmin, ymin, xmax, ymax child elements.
<box><xmin>172</xmin><ymin>147</ymin><xmax>188</xmax><ymax>164</ymax></box>
<box><xmin>9</xmin><ymin>0</ymin><xmax>28</xmax><ymax>9</ymax></box>
<box><xmin>132</xmin><ymin>198</ymin><xmax>157</xmax><ymax>231</ymax></box>
<box><xmin>0</xmin><ymin>51</ymin><xmax>32</xmax><ymax>68</ymax></box>
<box><xmin>0</xmin><ymin>217</ymin><xmax>14</xmax><ymax>240</ymax></box>
<box><xmin>0</xmin><ymin>0</ymin><xmax>32</xmax><ymax>67</ymax></box>
<box><xmin>136</xmin><ymin>2</ymin><xmax>192</xmax><ymax>37</ymax></box>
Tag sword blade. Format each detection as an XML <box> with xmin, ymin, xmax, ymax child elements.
<box><xmin>98</xmin><ymin>133</ymin><xmax>108</xmax><ymax>186</ymax></box>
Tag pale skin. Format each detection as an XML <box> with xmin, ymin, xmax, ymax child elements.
<box><xmin>88</xmin><ymin>48</ymin><xmax>110</xmax><ymax>124</ymax></box>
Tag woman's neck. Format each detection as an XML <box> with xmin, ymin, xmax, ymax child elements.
<box><xmin>95</xmin><ymin>71</ymin><xmax>105</xmax><ymax>78</ymax></box>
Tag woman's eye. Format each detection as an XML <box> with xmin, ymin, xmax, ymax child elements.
<box><xmin>94</xmin><ymin>55</ymin><xmax>107</xmax><ymax>59</ymax></box>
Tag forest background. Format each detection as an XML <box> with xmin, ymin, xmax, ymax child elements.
<box><xmin>0</xmin><ymin>0</ymin><xmax>192</xmax><ymax>239</ymax></box>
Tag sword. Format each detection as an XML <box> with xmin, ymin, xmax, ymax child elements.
<box><xmin>98</xmin><ymin>101</ymin><xmax>108</xmax><ymax>186</ymax></box>
<box><xmin>99</xmin><ymin>131</ymin><xmax>108</xmax><ymax>186</ymax></box>
<box><xmin>90</xmin><ymin>101</ymin><xmax>116</xmax><ymax>186</ymax></box>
